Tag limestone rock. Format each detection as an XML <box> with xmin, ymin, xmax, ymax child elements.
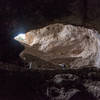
<box><xmin>15</xmin><ymin>23</ymin><xmax>100</xmax><ymax>68</ymax></box>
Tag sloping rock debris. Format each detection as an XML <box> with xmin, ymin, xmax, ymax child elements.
<box><xmin>0</xmin><ymin>63</ymin><xmax>100</xmax><ymax>100</ymax></box>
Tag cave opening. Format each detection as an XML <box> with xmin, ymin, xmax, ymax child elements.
<box><xmin>0</xmin><ymin>0</ymin><xmax>100</xmax><ymax>100</ymax></box>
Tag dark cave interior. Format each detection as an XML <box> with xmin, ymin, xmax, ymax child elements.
<box><xmin>0</xmin><ymin>0</ymin><xmax>100</xmax><ymax>100</ymax></box>
<box><xmin>0</xmin><ymin>0</ymin><xmax>100</xmax><ymax>62</ymax></box>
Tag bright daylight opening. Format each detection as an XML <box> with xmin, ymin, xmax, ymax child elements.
<box><xmin>14</xmin><ymin>33</ymin><xmax>26</xmax><ymax>43</ymax></box>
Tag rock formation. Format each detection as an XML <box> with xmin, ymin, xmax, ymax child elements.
<box><xmin>15</xmin><ymin>23</ymin><xmax>100</xmax><ymax>68</ymax></box>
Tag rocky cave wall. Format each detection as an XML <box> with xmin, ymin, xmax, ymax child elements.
<box><xmin>0</xmin><ymin>1</ymin><xmax>100</xmax><ymax>100</ymax></box>
<box><xmin>0</xmin><ymin>0</ymin><xmax>100</xmax><ymax>62</ymax></box>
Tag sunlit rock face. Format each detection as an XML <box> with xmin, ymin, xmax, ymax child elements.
<box><xmin>14</xmin><ymin>23</ymin><xmax>100</xmax><ymax>68</ymax></box>
<box><xmin>14</xmin><ymin>33</ymin><xmax>26</xmax><ymax>45</ymax></box>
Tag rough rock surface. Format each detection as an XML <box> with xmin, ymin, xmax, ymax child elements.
<box><xmin>0</xmin><ymin>0</ymin><xmax>100</xmax><ymax>100</ymax></box>
<box><xmin>15</xmin><ymin>24</ymin><xmax>100</xmax><ymax>69</ymax></box>
<box><xmin>0</xmin><ymin>66</ymin><xmax>99</xmax><ymax>100</ymax></box>
<box><xmin>0</xmin><ymin>0</ymin><xmax>100</xmax><ymax>62</ymax></box>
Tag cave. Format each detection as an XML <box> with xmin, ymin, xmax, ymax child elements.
<box><xmin>0</xmin><ymin>0</ymin><xmax>100</xmax><ymax>100</ymax></box>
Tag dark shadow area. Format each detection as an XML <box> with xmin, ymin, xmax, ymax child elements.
<box><xmin>0</xmin><ymin>67</ymin><xmax>99</xmax><ymax>100</ymax></box>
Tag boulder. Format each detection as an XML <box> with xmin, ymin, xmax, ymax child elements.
<box><xmin>15</xmin><ymin>23</ymin><xmax>100</xmax><ymax>69</ymax></box>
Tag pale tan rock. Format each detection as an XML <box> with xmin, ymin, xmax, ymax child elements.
<box><xmin>14</xmin><ymin>23</ymin><xmax>100</xmax><ymax>68</ymax></box>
